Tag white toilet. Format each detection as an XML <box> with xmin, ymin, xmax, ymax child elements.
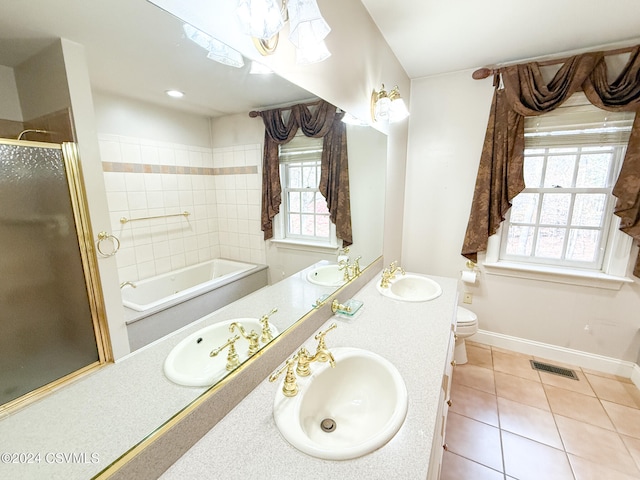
<box><xmin>455</xmin><ymin>306</ymin><xmax>478</xmax><ymax>365</ymax></box>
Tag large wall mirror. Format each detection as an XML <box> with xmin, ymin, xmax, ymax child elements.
<box><xmin>0</xmin><ymin>0</ymin><xmax>387</xmax><ymax>477</ymax></box>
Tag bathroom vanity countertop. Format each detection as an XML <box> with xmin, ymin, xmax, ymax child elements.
<box><xmin>0</xmin><ymin>262</ymin><xmax>338</xmax><ymax>480</ymax></box>
<box><xmin>160</xmin><ymin>273</ymin><xmax>458</xmax><ymax>480</ymax></box>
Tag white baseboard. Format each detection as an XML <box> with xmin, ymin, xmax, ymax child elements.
<box><xmin>473</xmin><ymin>329</ymin><xmax>640</xmax><ymax>390</ymax></box>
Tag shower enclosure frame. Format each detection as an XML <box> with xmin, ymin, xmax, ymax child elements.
<box><xmin>0</xmin><ymin>139</ymin><xmax>113</xmax><ymax>415</ymax></box>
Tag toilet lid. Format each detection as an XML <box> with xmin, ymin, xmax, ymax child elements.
<box><xmin>457</xmin><ymin>306</ymin><xmax>477</xmax><ymax>325</ymax></box>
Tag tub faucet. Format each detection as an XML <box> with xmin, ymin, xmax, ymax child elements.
<box><xmin>229</xmin><ymin>322</ymin><xmax>260</xmax><ymax>356</ymax></box>
<box><xmin>120</xmin><ymin>281</ymin><xmax>137</xmax><ymax>289</ymax></box>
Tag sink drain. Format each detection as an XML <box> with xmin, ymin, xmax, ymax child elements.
<box><xmin>320</xmin><ymin>418</ymin><xmax>336</xmax><ymax>433</ymax></box>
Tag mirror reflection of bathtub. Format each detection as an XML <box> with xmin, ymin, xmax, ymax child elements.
<box><xmin>122</xmin><ymin>258</ymin><xmax>268</xmax><ymax>350</ymax></box>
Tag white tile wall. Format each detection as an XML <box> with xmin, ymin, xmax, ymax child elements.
<box><xmin>100</xmin><ymin>135</ymin><xmax>266</xmax><ymax>282</ymax></box>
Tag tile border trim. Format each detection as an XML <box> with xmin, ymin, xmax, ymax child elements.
<box><xmin>102</xmin><ymin>162</ymin><xmax>258</xmax><ymax>176</ymax></box>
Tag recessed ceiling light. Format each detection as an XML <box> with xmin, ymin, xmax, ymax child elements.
<box><xmin>165</xmin><ymin>89</ymin><xmax>185</xmax><ymax>98</ymax></box>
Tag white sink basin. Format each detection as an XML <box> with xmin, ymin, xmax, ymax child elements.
<box><xmin>164</xmin><ymin>318</ymin><xmax>278</xmax><ymax>387</ymax></box>
<box><xmin>306</xmin><ymin>264</ymin><xmax>346</xmax><ymax>287</ymax></box>
<box><xmin>273</xmin><ymin>347</ymin><xmax>408</xmax><ymax>460</ymax></box>
<box><xmin>376</xmin><ymin>273</ymin><xmax>442</xmax><ymax>302</ymax></box>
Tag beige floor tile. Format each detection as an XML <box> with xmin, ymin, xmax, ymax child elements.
<box><xmin>491</xmin><ymin>346</ymin><xmax>532</xmax><ymax>358</ymax></box>
<box><xmin>501</xmin><ymin>431</ymin><xmax>574</xmax><ymax>480</ymax></box>
<box><xmin>493</xmin><ymin>350</ymin><xmax>541</xmax><ymax>382</ymax></box>
<box><xmin>569</xmin><ymin>454</ymin><xmax>640</xmax><ymax>480</ymax></box>
<box><xmin>538</xmin><ymin>367</ymin><xmax>596</xmax><ymax>397</ymax></box>
<box><xmin>582</xmin><ymin>367</ymin><xmax>633</xmax><ymax>383</ymax></box>
<box><xmin>445</xmin><ymin>412</ymin><xmax>503</xmax><ymax>472</ymax></box>
<box><xmin>621</xmin><ymin>434</ymin><xmax>640</xmax><ymax>472</ymax></box>
<box><xmin>440</xmin><ymin>451</ymin><xmax>504</xmax><ymax>480</ymax></box>
<box><xmin>544</xmin><ymin>384</ymin><xmax>614</xmax><ymax>430</ymax></box>
<box><xmin>497</xmin><ymin>397</ymin><xmax>563</xmax><ymax>449</ymax></box>
<box><xmin>585</xmin><ymin>373</ymin><xmax>640</xmax><ymax>408</ymax></box>
<box><xmin>467</xmin><ymin>340</ymin><xmax>491</xmax><ymax>350</ymax></box>
<box><xmin>449</xmin><ymin>382</ymin><xmax>499</xmax><ymax>427</ymax></box>
<box><xmin>467</xmin><ymin>343</ymin><xmax>494</xmax><ymax>370</ymax></box>
<box><xmin>602</xmin><ymin>400</ymin><xmax>640</xmax><ymax>439</ymax></box>
<box><xmin>452</xmin><ymin>363</ymin><xmax>496</xmax><ymax>395</ymax></box>
<box><xmin>555</xmin><ymin>414</ymin><xmax>640</xmax><ymax>476</ymax></box>
<box><xmin>494</xmin><ymin>371</ymin><xmax>550</xmax><ymax>411</ymax></box>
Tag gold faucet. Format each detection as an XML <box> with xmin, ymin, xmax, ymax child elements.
<box><xmin>380</xmin><ymin>261</ymin><xmax>405</xmax><ymax>288</ymax></box>
<box><xmin>269</xmin><ymin>323</ymin><xmax>338</xmax><ymax>397</ymax></box>
<box><xmin>259</xmin><ymin>307</ymin><xmax>278</xmax><ymax>344</ymax></box>
<box><xmin>209</xmin><ymin>334</ymin><xmax>241</xmax><ymax>371</ymax></box>
<box><xmin>296</xmin><ymin>323</ymin><xmax>337</xmax><ymax>377</ymax></box>
<box><xmin>338</xmin><ymin>255</ymin><xmax>362</xmax><ymax>282</ymax></box>
<box><xmin>269</xmin><ymin>353</ymin><xmax>299</xmax><ymax>397</ymax></box>
<box><xmin>229</xmin><ymin>322</ymin><xmax>260</xmax><ymax>356</ymax></box>
<box><xmin>120</xmin><ymin>281</ymin><xmax>136</xmax><ymax>289</ymax></box>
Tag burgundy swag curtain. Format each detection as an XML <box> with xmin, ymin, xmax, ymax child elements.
<box><xmin>254</xmin><ymin>100</ymin><xmax>353</xmax><ymax>246</ymax></box>
<box><xmin>461</xmin><ymin>46</ymin><xmax>640</xmax><ymax>277</ymax></box>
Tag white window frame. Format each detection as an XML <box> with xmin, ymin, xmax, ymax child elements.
<box><xmin>483</xmin><ymin>94</ymin><xmax>635</xmax><ymax>290</ymax></box>
<box><xmin>271</xmin><ymin>134</ymin><xmax>339</xmax><ymax>252</ymax></box>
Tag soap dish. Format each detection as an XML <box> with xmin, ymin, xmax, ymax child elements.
<box><xmin>334</xmin><ymin>299</ymin><xmax>364</xmax><ymax>319</ymax></box>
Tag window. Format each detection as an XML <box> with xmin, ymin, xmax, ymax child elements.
<box><xmin>487</xmin><ymin>94</ymin><xmax>636</xmax><ymax>287</ymax></box>
<box><xmin>501</xmin><ymin>143</ymin><xmax>625</xmax><ymax>270</ymax></box>
<box><xmin>275</xmin><ymin>134</ymin><xmax>336</xmax><ymax>246</ymax></box>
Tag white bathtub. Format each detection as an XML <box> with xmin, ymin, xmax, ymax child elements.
<box><xmin>122</xmin><ymin>259</ymin><xmax>269</xmax><ymax>351</ymax></box>
<box><xmin>122</xmin><ymin>258</ymin><xmax>257</xmax><ymax>312</ymax></box>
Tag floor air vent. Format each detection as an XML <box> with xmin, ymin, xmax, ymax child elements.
<box><xmin>530</xmin><ymin>360</ymin><xmax>579</xmax><ymax>380</ymax></box>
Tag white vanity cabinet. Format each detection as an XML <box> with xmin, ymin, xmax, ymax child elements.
<box><xmin>427</xmin><ymin>319</ymin><xmax>456</xmax><ymax>480</ymax></box>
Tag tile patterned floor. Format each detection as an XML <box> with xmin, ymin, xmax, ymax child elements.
<box><xmin>440</xmin><ymin>341</ymin><xmax>640</xmax><ymax>480</ymax></box>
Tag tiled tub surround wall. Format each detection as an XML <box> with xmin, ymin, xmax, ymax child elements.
<box><xmin>99</xmin><ymin>134</ymin><xmax>265</xmax><ymax>283</ymax></box>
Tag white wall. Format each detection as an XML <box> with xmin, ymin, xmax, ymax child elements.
<box><xmin>403</xmin><ymin>69</ymin><xmax>640</xmax><ymax>363</ymax></box>
<box><xmin>93</xmin><ymin>91</ymin><xmax>211</xmax><ymax>147</ymax></box>
<box><xmin>0</xmin><ymin>65</ymin><xmax>22</xmax><ymax>121</ymax></box>
<box><xmin>16</xmin><ymin>40</ymin><xmax>71</xmax><ymax>121</ymax></box>
<box><xmin>61</xmin><ymin>39</ymin><xmax>131</xmax><ymax>359</ymax></box>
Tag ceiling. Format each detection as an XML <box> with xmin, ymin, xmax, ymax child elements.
<box><xmin>360</xmin><ymin>0</ymin><xmax>640</xmax><ymax>79</ymax></box>
<box><xmin>0</xmin><ymin>0</ymin><xmax>314</xmax><ymax>117</ymax></box>
<box><xmin>1</xmin><ymin>0</ymin><xmax>639</xmax><ymax>118</ymax></box>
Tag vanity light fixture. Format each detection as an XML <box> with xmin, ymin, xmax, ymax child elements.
<box><xmin>370</xmin><ymin>84</ymin><xmax>410</xmax><ymax>123</ymax></box>
<box><xmin>236</xmin><ymin>0</ymin><xmax>331</xmax><ymax>64</ymax></box>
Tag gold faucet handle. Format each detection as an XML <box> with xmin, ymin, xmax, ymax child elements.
<box><xmin>209</xmin><ymin>334</ymin><xmax>240</xmax><ymax>357</ymax></box>
<box><xmin>269</xmin><ymin>354</ymin><xmax>299</xmax><ymax>397</ymax></box>
<box><xmin>209</xmin><ymin>334</ymin><xmax>241</xmax><ymax>371</ymax></box>
<box><xmin>315</xmin><ymin>322</ymin><xmax>337</xmax><ymax>348</ymax></box>
<box><xmin>259</xmin><ymin>307</ymin><xmax>277</xmax><ymax>344</ymax></box>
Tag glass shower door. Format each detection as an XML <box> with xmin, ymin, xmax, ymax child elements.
<box><xmin>0</xmin><ymin>140</ymin><xmax>111</xmax><ymax>408</ymax></box>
